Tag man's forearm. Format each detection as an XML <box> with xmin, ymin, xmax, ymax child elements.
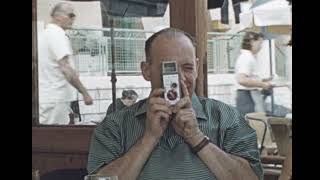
<box><xmin>68</xmin><ymin>73</ymin><xmax>89</xmax><ymax>96</ymax></box>
<box><xmin>239</xmin><ymin>78</ymin><xmax>265</xmax><ymax>89</ymax></box>
<box><xmin>97</xmin><ymin>135</ymin><xmax>158</xmax><ymax>180</ymax></box>
<box><xmin>198</xmin><ymin>143</ymin><xmax>259</xmax><ymax>180</ymax></box>
<box><xmin>61</xmin><ymin>66</ymin><xmax>89</xmax><ymax>96</ymax></box>
<box><xmin>262</xmin><ymin>77</ymin><xmax>272</xmax><ymax>82</ymax></box>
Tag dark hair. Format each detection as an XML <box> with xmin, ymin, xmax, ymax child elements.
<box><xmin>241</xmin><ymin>31</ymin><xmax>264</xmax><ymax>50</ymax></box>
<box><xmin>145</xmin><ymin>28</ymin><xmax>197</xmax><ymax>63</ymax></box>
<box><xmin>121</xmin><ymin>90</ymin><xmax>138</xmax><ymax>99</ymax></box>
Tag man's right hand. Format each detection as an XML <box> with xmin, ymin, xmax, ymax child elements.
<box><xmin>262</xmin><ymin>82</ymin><xmax>273</xmax><ymax>90</ymax></box>
<box><xmin>83</xmin><ymin>94</ymin><xmax>93</xmax><ymax>105</ymax></box>
<box><xmin>144</xmin><ymin>88</ymin><xmax>172</xmax><ymax>142</ymax></box>
<box><xmin>262</xmin><ymin>76</ymin><xmax>273</xmax><ymax>82</ymax></box>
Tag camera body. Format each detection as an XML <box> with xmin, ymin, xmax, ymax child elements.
<box><xmin>161</xmin><ymin>61</ymin><xmax>181</xmax><ymax>105</ymax></box>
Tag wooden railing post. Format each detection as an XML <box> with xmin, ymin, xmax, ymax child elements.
<box><xmin>169</xmin><ymin>0</ymin><xmax>208</xmax><ymax>97</ymax></box>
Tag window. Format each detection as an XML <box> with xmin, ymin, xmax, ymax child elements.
<box><xmin>34</xmin><ymin>0</ymin><xmax>170</xmax><ymax>125</ymax></box>
<box><xmin>207</xmin><ymin>32</ymin><xmax>244</xmax><ymax>73</ymax></box>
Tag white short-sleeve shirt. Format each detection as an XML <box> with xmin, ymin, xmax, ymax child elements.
<box><xmin>38</xmin><ymin>23</ymin><xmax>77</xmax><ymax>103</ymax></box>
<box><xmin>235</xmin><ymin>49</ymin><xmax>261</xmax><ymax>90</ymax></box>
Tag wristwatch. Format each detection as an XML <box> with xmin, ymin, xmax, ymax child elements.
<box><xmin>191</xmin><ymin>136</ymin><xmax>210</xmax><ymax>154</ymax></box>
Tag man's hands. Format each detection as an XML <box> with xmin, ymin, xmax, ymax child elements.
<box><xmin>261</xmin><ymin>82</ymin><xmax>273</xmax><ymax>90</ymax></box>
<box><xmin>83</xmin><ymin>93</ymin><xmax>93</xmax><ymax>105</ymax></box>
<box><xmin>143</xmin><ymin>80</ymin><xmax>204</xmax><ymax>147</ymax></box>
<box><xmin>144</xmin><ymin>89</ymin><xmax>172</xmax><ymax>142</ymax></box>
<box><xmin>171</xmin><ymin>79</ymin><xmax>204</xmax><ymax>147</ymax></box>
<box><xmin>262</xmin><ymin>76</ymin><xmax>273</xmax><ymax>82</ymax></box>
<box><xmin>262</xmin><ymin>76</ymin><xmax>273</xmax><ymax>90</ymax></box>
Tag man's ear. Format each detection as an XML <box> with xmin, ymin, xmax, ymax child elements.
<box><xmin>141</xmin><ymin>62</ymin><xmax>151</xmax><ymax>81</ymax></box>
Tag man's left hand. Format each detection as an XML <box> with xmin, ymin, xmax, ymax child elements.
<box><xmin>171</xmin><ymin>79</ymin><xmax>204</xmax><ymax>147</ymax></box>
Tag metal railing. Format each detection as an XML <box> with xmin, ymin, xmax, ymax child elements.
<box><xmin>275</xmin><ymin>43</ymin><xmax>288</xmax><ymax>78</ymax></box>
<box><xmin>68</xmin><ymin>29</ymin><xmax>247</xmax><ymax>75</ymax></box>
<box><xmin>69</xmin><ymin>29</ymin><xmax>289</xmax><ymax>77</ymax></box>
<box><xmin>68</xmin><ymin>28</ymin><xmax>148</xmax><ymax>75</ymax></box>
<box><xmin>207</xmin><ymin>32</ymin><xmax>245</xmax><ymax>73</ymax></box>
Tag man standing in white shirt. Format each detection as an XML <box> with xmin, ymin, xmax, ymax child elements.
<box><xmin>235</xmin><ymin>31</ymin><xmax>272</xmax><ymax>115</ymax></box>
<box><xmin>38</xmin><ymin>2</ymin><xmax>93</xmax><ymax>125</ymax></box>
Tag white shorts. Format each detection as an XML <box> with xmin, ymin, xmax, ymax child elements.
<box><xmin>39</xmin><ymin>102</ymin><xmax>73</xmax><ymax>125</ymax></box>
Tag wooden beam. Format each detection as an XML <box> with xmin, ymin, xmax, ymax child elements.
<box><xmin>32</xmin><ymin>126</ymin><xmax>95</xmax><ymax>174</ymax></box>
<box><xmin>32</xmin><ymin>126</ymin><xmax>95</xmax><ymax>153</ymax></box>
<box><xmin>32</xmin><ymin>0</ymin><xmax>39</xmax><ymax>125</ymax></box>
<box><xmin>32</xmin><ymin>153</ymin><xmax>88</xmax><ymax>176</ymax></box>
<box><xmin>169</xmin><ymin>0</ymin><xmax>208</xmax><ymax>97</ymax></box>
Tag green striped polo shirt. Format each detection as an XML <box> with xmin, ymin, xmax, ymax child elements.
<box><xmin>106</xmin><ymin>98</ymin><xmax>126</xmax><ymax>115</ymax></box>
<box><xmin>87</xmin><ymin>94</ymin><xmax>263</xmax><ymax>180</ymax></box>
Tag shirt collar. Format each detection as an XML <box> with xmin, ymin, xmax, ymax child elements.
<box><xmin>46</xmin><ymin>23</ymin><xmax>66</xmax><ymax>34</ymax></box>
<box><xmin>241</xmin><ymin>49</ymin><xmax>253</xmax><ymax>55</ymax></box>
<box><xmin>241</xmin><ymin>49</ymin><xmax>257</xmax><ymax>58</ymax></box>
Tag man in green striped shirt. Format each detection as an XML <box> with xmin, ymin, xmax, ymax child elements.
<box><xmin>87</xmin><ymin>28</ymin><xmax>263</xmax><ymax>180</ymax></box>
<box><xmin>106</xmin><ymin>90</ymin><xmax>138</xmax><ymax>115</ymax></box>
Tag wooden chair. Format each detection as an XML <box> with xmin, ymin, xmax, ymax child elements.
<box><xmin>246</xmin><ymin>113</ymin><xmax>292</xmax><ymax>180</ymax></box>
<box><xmin>268</xmin><ymin>117</ymin><xmax>292</xmax><ymax>180</ymax></box>
<box><xmin>278</xmin><ymin>131</ymin><xmax>292</xmax><ymax>180</ymax></box>
<box><xmin>245</xmin><ymin>113</ymin><xmax>278</xmax><ymax>154</ymax></box>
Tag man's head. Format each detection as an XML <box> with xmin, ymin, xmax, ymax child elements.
<box><xmin>50</xmin><ymin>2</ymin><xmax>76</xmax><ymax>30</ymax></box>
<box><xmin>141</xmin><ymin>28</ymin><xmax>199</xmax><ymax>99</ymax></box>
<box><xmin>121</xmin><ymin>90</ymin><xmax>138</xmax><ymax>107</ymax></box>
<box><xmin>242</xmin><ymin>31</ymin><xmax>264</xmax><ymax>54</ymax></box>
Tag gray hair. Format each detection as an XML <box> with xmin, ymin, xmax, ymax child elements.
<box><xmin>121</xmin><ymin>90</ymin><xmax>138</xmax><ymax>100</ymax></box>
<box><xmin>50</xmin><ymin>2</ymin><xmax>72</xmax><ymax>17</ymax></box>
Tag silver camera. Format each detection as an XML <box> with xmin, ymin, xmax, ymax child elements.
<box><xmin>162</xmin><ymin>61</ymin><xmax>181</xmax><ymax>105</ymax></box>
